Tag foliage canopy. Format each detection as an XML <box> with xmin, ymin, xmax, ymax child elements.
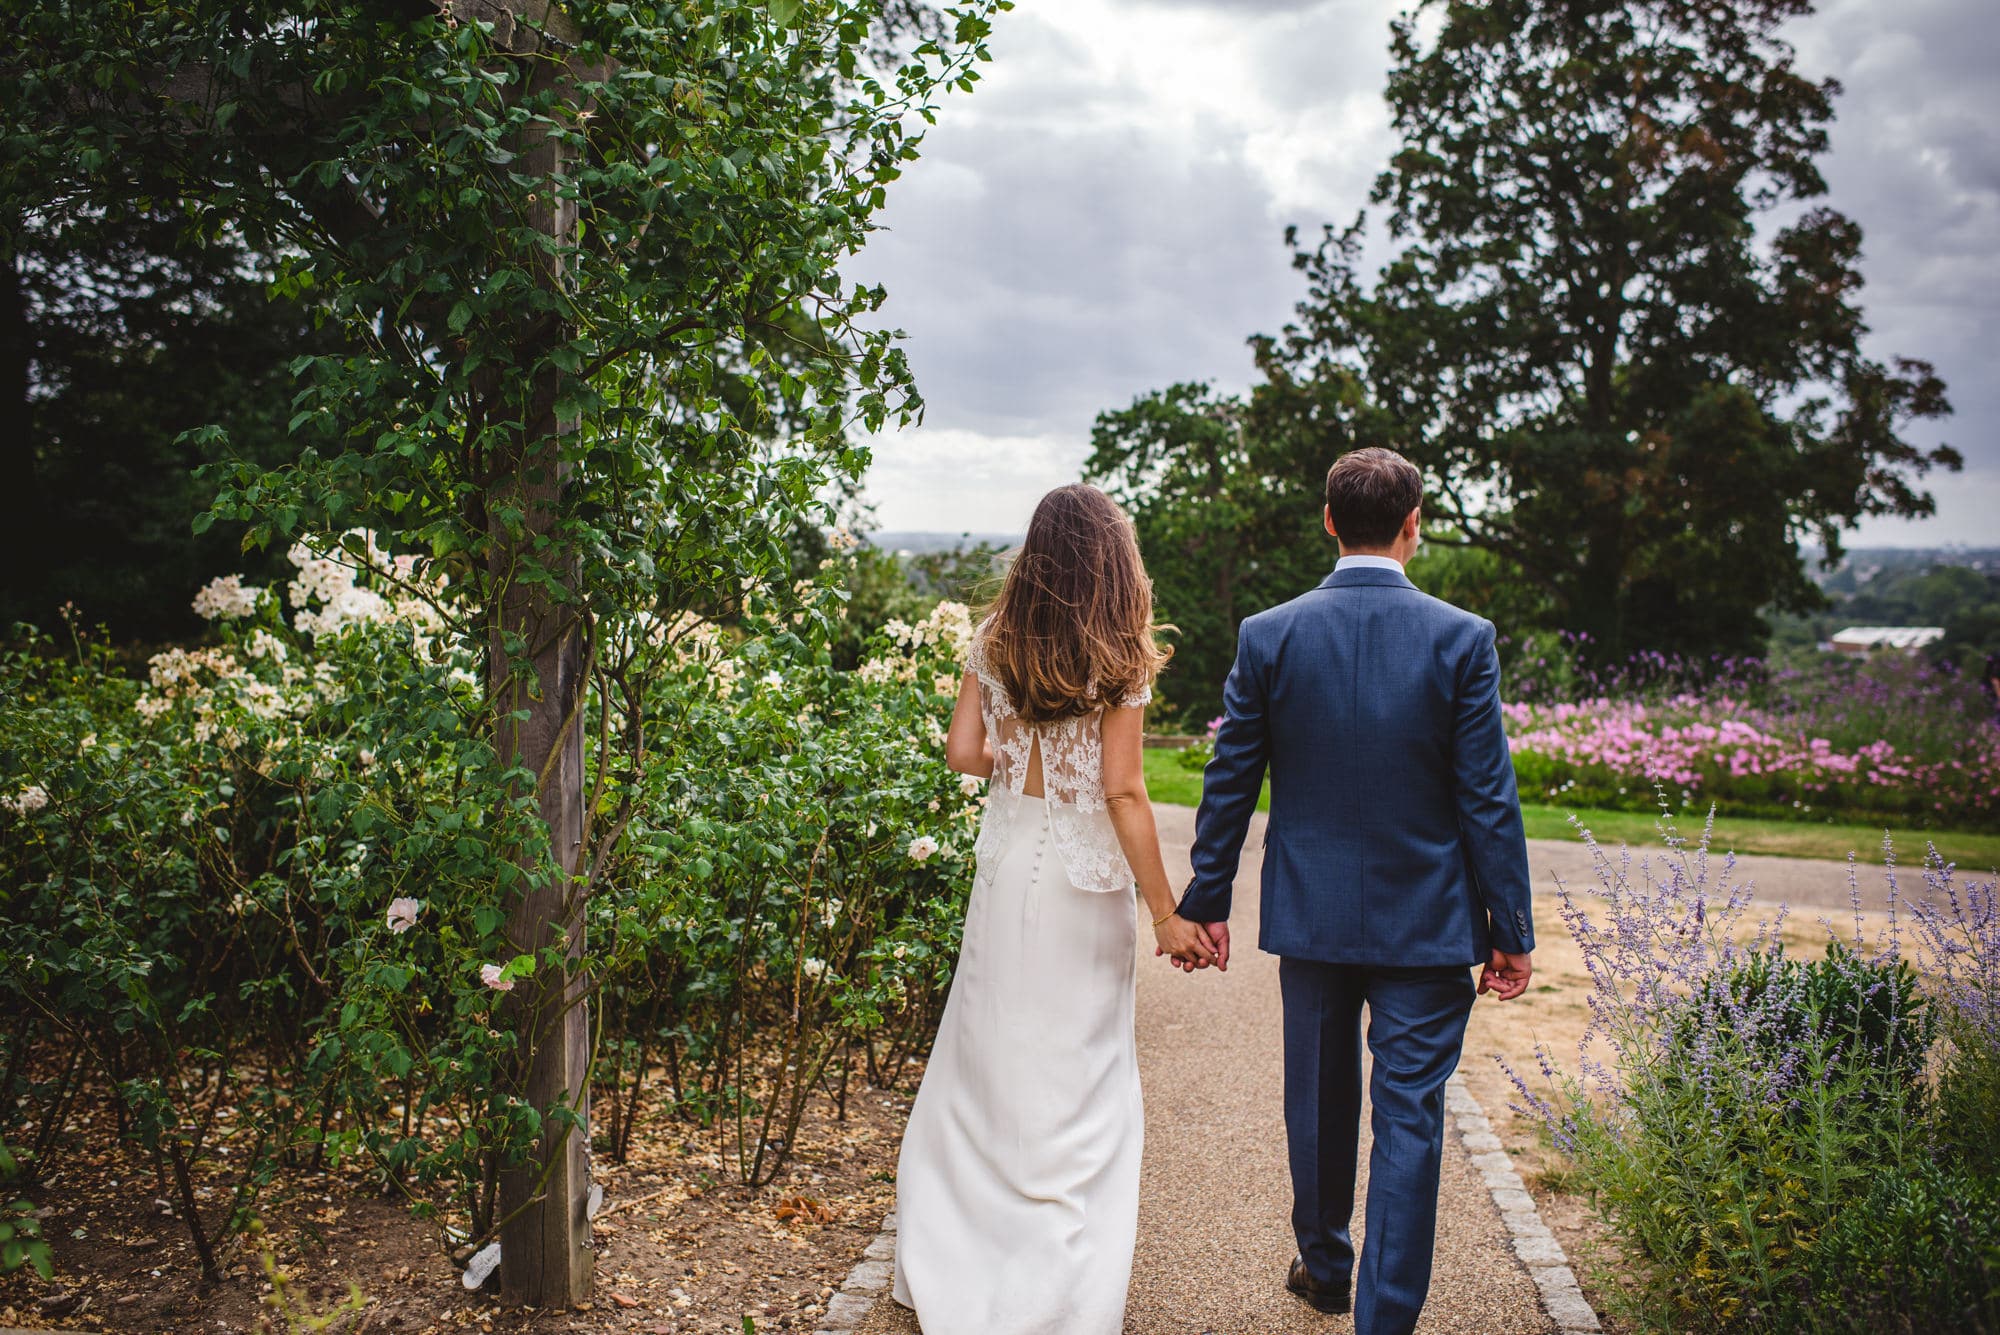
<box><xmin>1260</xmin><ymin>0</ymin><xmax>1958</xmax><ymax>657</ymax></box>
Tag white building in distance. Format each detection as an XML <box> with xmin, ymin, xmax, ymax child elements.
<box><xmin>1829</xmin><ymin>626</ymin><xmax>1945</xmax><ymax>654</ymax></box>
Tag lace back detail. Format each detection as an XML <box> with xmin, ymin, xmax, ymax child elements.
<box><xmin>966</xmin><ymin>629</ymin><xmax>1151</xmax><ymax>893</ymax></box>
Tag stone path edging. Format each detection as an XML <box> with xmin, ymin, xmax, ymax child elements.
<box><xmin>1445</xmin><ymin>1073</ymin><xmax>1600</xmax><ymax>1334</ymax></box>
<box><xmin>813</xmin><ymin>1210</ymin><xmax>896</xmax><ymax>1335</ymax></box>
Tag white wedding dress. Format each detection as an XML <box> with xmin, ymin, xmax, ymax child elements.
<box><xmin>891</xmin><ymin>634</ymin><xmax>1149</xmax><ymax>1335</ymax></box>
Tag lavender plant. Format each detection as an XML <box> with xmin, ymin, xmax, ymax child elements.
<box><xmin>1905</xmin><ymin>858</ymin><xmax>2000</xmax><ymax>1184</ymax></box>
<box><xmin>1514</xmin><ymin>816</ymin><xmax>1999</xmax><ymax>1332</ymax></box>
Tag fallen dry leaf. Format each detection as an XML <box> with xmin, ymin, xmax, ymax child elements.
<box><xmin>772</xmin><ymin>1193</ymin><xmax>839</xmax><ymax>1226</ymax></box>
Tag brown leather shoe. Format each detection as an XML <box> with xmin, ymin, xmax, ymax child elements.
<box><xmin>1286</xmin><ymin>1255</ymin><xmax>1352</xmax><ymax>1314</ymax></box>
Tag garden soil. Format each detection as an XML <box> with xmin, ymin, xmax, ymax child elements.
<box><xmin>0</xmin><ymin>1046</ymin><xmax>922</xmax><ymax>1333</ymax></box>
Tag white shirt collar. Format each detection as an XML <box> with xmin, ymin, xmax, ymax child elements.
<box><xmin>1334</xmin><ymin>554</ymin><xmax>1405</xmax><ymax>573</ymax></box>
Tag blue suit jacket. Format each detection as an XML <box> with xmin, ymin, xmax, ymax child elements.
<box><xmin>1176</xmin><ymin>564</ymin><xmax>1535</xmax><ymax>966</ymax></box>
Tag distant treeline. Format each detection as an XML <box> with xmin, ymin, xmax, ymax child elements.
<box><xmin>1775</xmin><ymin>554</ymin><xmax>2000</xmax><ymax>675</ymax></box>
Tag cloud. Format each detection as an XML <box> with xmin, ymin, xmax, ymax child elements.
<box><xmin>1782</xmin><ymin>0</ymin><xmax>2000</xmax><ymax>536</ymax></box>
<box><xmin>857</xmin><ymin>0</ymin><xmax>1348</xmax><ymax>461</ymax></box>
<box><xmin>865</xmin><ymin>117</ymin><xmax>1298</xmax><ymax>440</ymax></box>
<box><xmin>1140</xmin><ymin>0</ymin><xmax>1329</xmax><ymax>12</ymax></box>
<box><xmin>860</xmin><ymin>0</ymin><xmax>2000</xmax><ymax>544</ymax></box>
<box><xmin>1854</xmin><ymin>471</ymin><xmax>2000</xmax><ymax>548</ymax></box>
<box><xmin>862</xmin><ymin>425</ymin><xmax>1086</xmax><ymax>535</ymax></box>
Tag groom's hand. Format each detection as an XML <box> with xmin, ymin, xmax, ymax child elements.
<box><xmin>1153</xmin><ymin>920</ymin><xmax>1228</xmax><ymax>972</ymax></box>
<box><xmin>1478</xmin><ymin>948</ymin><xmax>1532</xmax><ymax>1001</ymax></box>
<box><xmin>1200</xmin><ymin>922</ymin><xmax>1229</xmax><ymax>972</ymax></box>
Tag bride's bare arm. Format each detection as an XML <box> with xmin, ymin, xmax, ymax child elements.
<box><xmin>944</xmin><ymin>671</ymin><xmax>993</xmax><ymax>778</ymax></box>
<box><xmin>1103</xmin><ymin>706</ymin><xmax>1218</xmax><ymax>968</ymax></box>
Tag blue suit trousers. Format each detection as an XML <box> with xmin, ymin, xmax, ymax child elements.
<box><xmin>1280</xmin><ymin>958</ymin><xmax>1476</xmax><ymax>1335</ymax></box>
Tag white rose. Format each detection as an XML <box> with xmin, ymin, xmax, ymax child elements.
<box><xmin>907</xmin><ymin>835</ymin><xmax>939</xmax><ymax>864</ymax></box>
<box><xmin>385</xmin><ymin>897</ymin><xmax>422</xmax><ymax>934</ymax></box>
<box><xmin>3</xmin><ymin>785</ymin><xmax>49</xmax><ymax>816</ymax></box>
<box><xmin>191</xmin><ymin>574</ymin><xmax>262</xmax><ymax>621</ymax></box>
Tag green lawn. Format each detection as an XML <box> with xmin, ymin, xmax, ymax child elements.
<box><xmin>1141</xmin><ymin>747</ymin><xmax>2000</xmax><ymax>869</ymax></box>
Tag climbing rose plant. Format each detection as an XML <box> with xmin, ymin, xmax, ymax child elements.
<box><xmin>0</xmin><ymin>541</ymin><xmax>984</xmax><ymax>1264</ymax></box>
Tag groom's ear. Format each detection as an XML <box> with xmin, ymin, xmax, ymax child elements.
<box><xmin>1323</xmin><ymin>506</ymin><xmax>1338</xmax><ymax>540</ymax></box>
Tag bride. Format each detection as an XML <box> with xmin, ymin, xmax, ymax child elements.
<box><xmin>891</xmin><ymin>483</ymin><xmax>1219</xmax><ymax>1334</ymax></box>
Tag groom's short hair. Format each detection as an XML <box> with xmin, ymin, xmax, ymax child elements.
<box><xmin>1324</xmin><ymin>448</ymin><xmax>1422</xmax><ymax>548</ymax></box>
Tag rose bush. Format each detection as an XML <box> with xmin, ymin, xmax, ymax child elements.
<box><xmin>0</xmin><ymin>540</ymin><xmax>981</xmax><ymax>1269</ymax></box>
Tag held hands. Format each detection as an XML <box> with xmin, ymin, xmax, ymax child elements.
<box><xmin>1154</xmin><ymin>918</ymin><xmax>1230</xmax><ymax>973</ymax></box>
<box><xmin>1478</xmin><ymin>948</ymin><xmax>1533</xmax><ymax>1001</ymax></box>
<box><xmin>1152</xmin><ymin>915</ymin><xmax>1222</xmax><ymax>972</ymax></box>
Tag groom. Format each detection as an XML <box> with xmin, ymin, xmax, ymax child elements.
<box><xmin>1173</xmin><ymin>447</ymin><xmax>1535</xmax><ymax>1334</ymax></box>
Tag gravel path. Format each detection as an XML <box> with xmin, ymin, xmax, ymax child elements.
<box><xmin>854</xmin><ymin>807</ymin><xmax>1556</xmax><ymax>1335</ymax></box>
<box><xmin>1521</xmin><ymin>820</ymin><xmax>1949</xmax><ymax>915</ymax></box>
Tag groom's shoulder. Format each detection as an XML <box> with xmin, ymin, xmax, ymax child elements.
<box><xmin>1412</xmin><ymin>587</ymin><xmax>1493</xmax><ymax>633</ymax></box>
<box><xmin>1411</xmin><ymin>591</ymin><xmax>1499</xmax><ymax>656</ymax></box>
<box><xmin>1240</xmin><ymin>587</ymin><xmax>1329</xmax><ymax>635</ymax></box>
<box><xmin>1283</xmin><ymin>582</ymin><xmax>1495</xmax><ymax>650</ymax></box>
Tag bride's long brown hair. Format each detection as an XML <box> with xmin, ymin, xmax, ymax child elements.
<box><xmin>981</xmin><ymin>484</ymin><xmax>1170</xmax><ymax>724</ymax></box>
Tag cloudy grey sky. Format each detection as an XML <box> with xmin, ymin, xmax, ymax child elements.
<box><xmin>853</xmin><ymin>0</ymin><xmax>1998</xmax><ymax>546</ymax></box>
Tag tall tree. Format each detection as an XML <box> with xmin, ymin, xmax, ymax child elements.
<box><xmin>6</xmin><ymin>0</ymin><xmax>1002</xmax><ymax>1303</ymax></box>
<box><xmin>1260</xmin><ymin>0</ymin><xmax>1957</xmax><ymax>656</ymax></box>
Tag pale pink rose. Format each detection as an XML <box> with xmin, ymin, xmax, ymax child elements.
<box><xmin>479</xmin><ymin>963</ymin><xmax>514</xmax><ymax>992</ymax></box>
<box><xmin>385</xmin><ymin>897</ymin><xmax>421</xmax><ymax>934</ymax></box>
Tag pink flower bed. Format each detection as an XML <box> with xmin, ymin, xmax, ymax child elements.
<box><xmin>1504</xmin><ymin>694</ymin><xmax>2000</xmax><ymax>827</ymax></box>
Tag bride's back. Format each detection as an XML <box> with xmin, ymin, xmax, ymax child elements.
<box><xmin>963</xmin><ymin>484</ymin><xmax>1167</xmax><ymax>893</ymax></box>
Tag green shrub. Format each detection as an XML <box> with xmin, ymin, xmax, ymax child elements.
<box><xmin>0</xmin><ymin>539</ymin><xmax>983</xmax><ymax>1273</ymax></box>
<box><xmin>1671</xmin><ymin>943</ymin><xmax>1932</xmax><ymax>1121</ymax></box>
<box><xmin>0</xmin><ymin>1144</ymin><xmax>50</xmax><ymax>1281</ymax></box>
<box><xmin>1935</xmin><ymin>1016</ymin><xmax>2000</xmax><ymax>1183</ymax></box>
<box><xmin>1175</xmin><ymin>739</ymin><xmax>1214</xmax><ymax>772</ymax></box>
<box><xmin>1796</xmin><ymin>1161</ymin><xmax>2000</xmax><ymax>1335</ymax></box>
<box><xmin>1513</xmin><ymin>829</ymin><xmax>1992</xmax><ymax>1333</ymax></box>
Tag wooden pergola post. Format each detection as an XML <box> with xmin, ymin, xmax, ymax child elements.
<box><xmin>470</xmin><ymin>0</ymin><xmax>597</xmax><ymax>1304</ymax></box>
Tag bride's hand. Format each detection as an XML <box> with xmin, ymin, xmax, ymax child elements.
<box><xmin>1153</xmin><ymin>914</ymin><xmax>1218</xmax><ymax>970</ymax></box>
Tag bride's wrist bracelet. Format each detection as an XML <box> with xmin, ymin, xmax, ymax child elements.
<box><xmin>1151</xmin><ymin>905</ymin><xmax>1178</xmax><ymax>927</ymax></box>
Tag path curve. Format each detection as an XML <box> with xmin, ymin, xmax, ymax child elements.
<box><xmin>1524</xmin><ymin>826</ymin><xmax>1948</xmax><ymax>916</ymax></box>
